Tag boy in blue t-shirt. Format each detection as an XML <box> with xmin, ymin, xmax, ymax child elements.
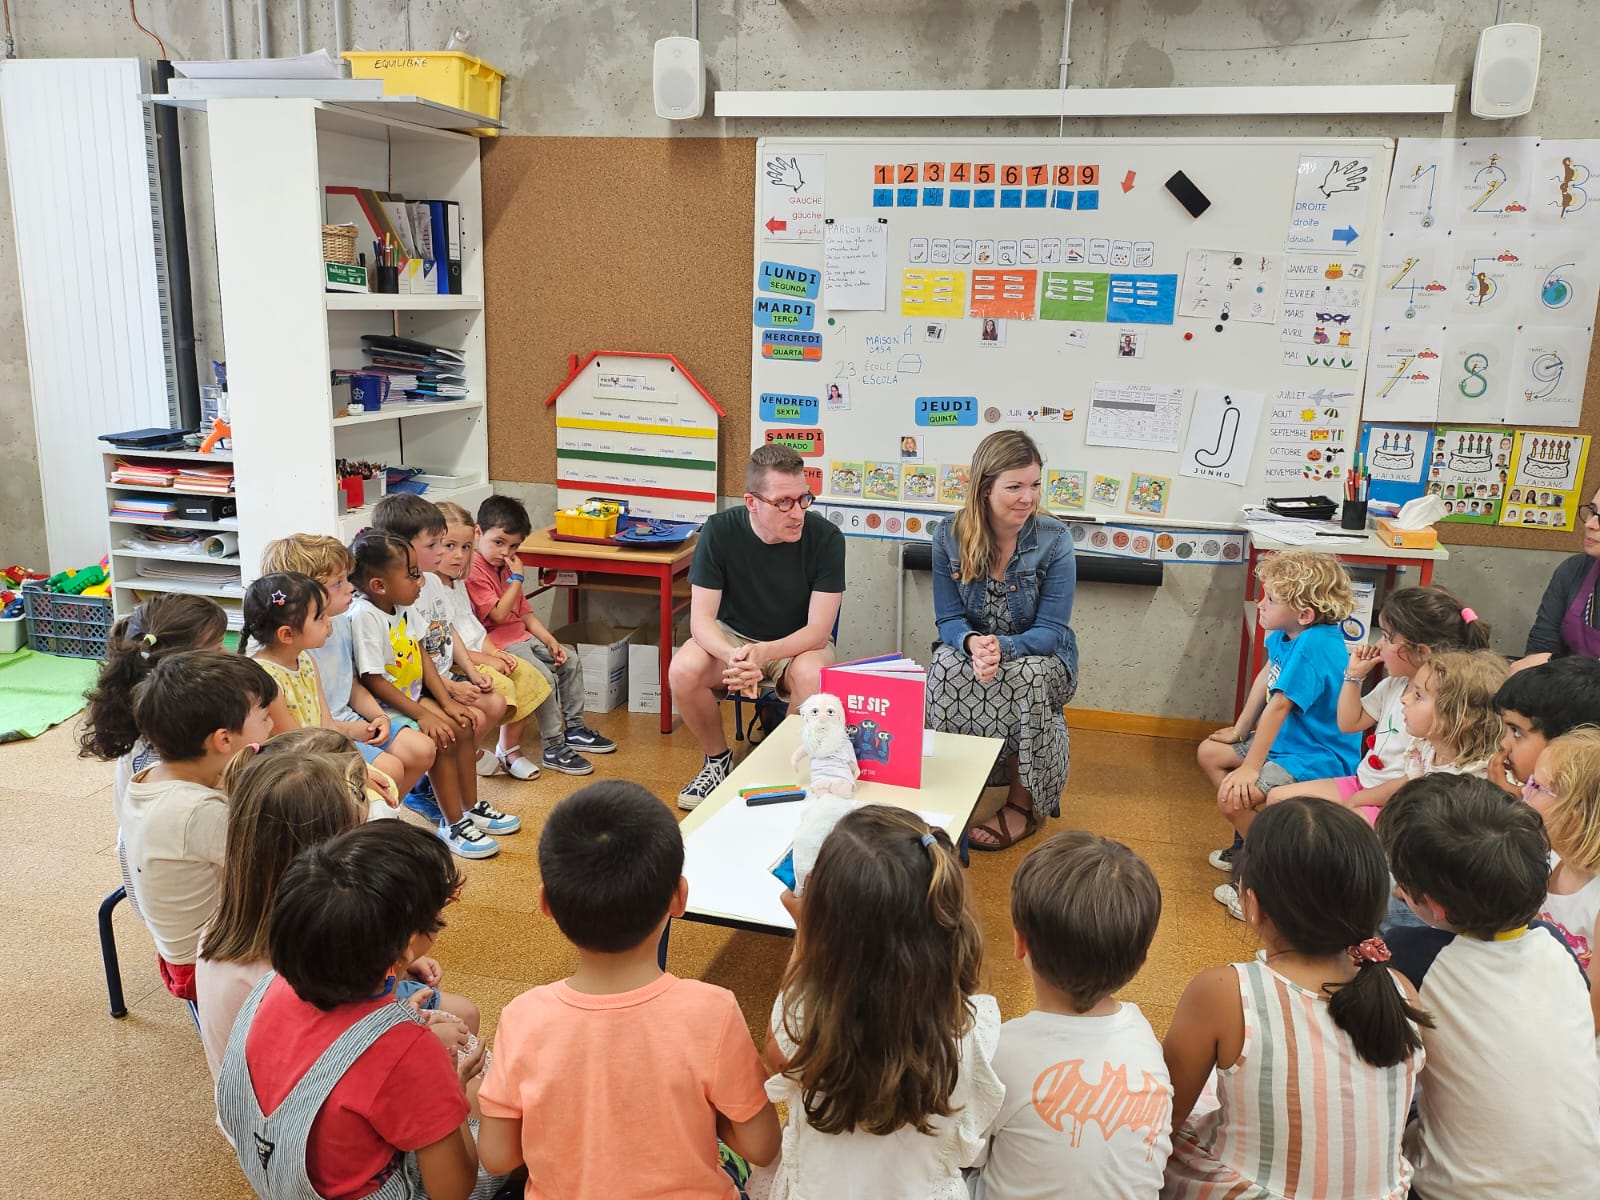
<box><xmin>1197</xmin><ymin>549</ymin><xmax>1360</xmax><ymax>918</ymax></box>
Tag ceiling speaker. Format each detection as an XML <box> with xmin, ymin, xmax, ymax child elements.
<box><xmin>1471</xmin><ymin>23</ymin><xmax>1540</xmax><ymax>119</ymax></box>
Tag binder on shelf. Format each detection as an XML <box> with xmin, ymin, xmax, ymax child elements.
<box><xmin>426</xmin><ymin>200</ymin><xmax>454</xmax><ymax>294</ymax></box>
<box><xmin>443</xmin><ymin>200</ymin><xmax>463</xmax><ymax>294</ymax></box>
<box><xmin>818</xmin><ymin>655</ymin><xmax>928</xmax><ymax>788</ymax></box>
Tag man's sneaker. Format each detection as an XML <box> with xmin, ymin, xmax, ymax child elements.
<box><xmin>474</xmin><ymin>749</ymin><xmax>500</xmax><ymax>778</ymax></box>
<box><xmin>402</xmin><ymin>777</ymin><xmax>444</xmax><ymax>824</ymax></box>
<box><xmin>1207</xmin><ymin>845</ymin><xmax>1237</xmax><ymax>872</ymax></box>
<box><xmin>1213</xmin><ymin>882</ymin><xmax>1245</xmax><ymax>922</ymax></box>
<box><xmin>542</xmin><ymin>745</ymin><xmax>595</xmax><ymax>776</ymax></box>
<box><xmin>565</xmin><ymin>725</ymin><xmax>617</xmax><ymax>754</ymax></box>
<box><xmin>465</xmin><ymin>798</ymin><xmax>521</xmax><ymax>835</ymax></box>
<box><xmin>440</xmin><ymin>815</ymin><xmax>499</xmax><ymax>860</ymax></box>
<box><xmin>678</xmin><ymin>752</ymin><xmax>733</xmax><ymax>811</ymax></box>
<box><xmin>496</xmin><ymin>751</ymin><xmax>540</xmax><ymax>781</ymax></box>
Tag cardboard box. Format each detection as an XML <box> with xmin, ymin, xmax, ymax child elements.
<box><xmin>552</xmin><ymin>620</ymin><xmax>631</xmax><ymax>713</ymax></box>
<box><xmin>1342</xmin><ymin>579</ymin><xmax>1376</xmax><ymax>646</ymax></box>
<box><xmin>1374</xmin><ymin>518</ymin><xmax>1438</xmax><ymax>549</ymax></box>
<box><xmin>629</xmin><ymin>618</ymin><xmax>690</xmax><ymax>714</ymax></box>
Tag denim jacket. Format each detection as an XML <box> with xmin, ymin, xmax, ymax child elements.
<box><xmin>931</xmin><ymin>511</ymin><xmax>1079</xmax><ymax>679</ymax></box>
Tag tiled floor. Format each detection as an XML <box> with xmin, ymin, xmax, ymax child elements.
<box><xmin>0</xmin><ymin>708</ymin><xmax>1253</xmax><ymax>1197</ymax></box>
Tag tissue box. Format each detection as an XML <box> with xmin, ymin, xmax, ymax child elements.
<box><xmin>1375</xmin><ymin>518</ymin><xmax>1438</xmax><ymax>550</ymax></box>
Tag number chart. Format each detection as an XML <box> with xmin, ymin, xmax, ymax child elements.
<box><xmin>752</xmin><ymin>137</ymin><xmax>1392</xmax><ymax>530</ymax></box>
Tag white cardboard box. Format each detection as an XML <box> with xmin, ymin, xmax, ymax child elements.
<box><xmin>552</xmin><ymin>621</ymin><xmax>631</xmax><ymax>713</ymax></box>
<box><xmin>629</xmin><ymin>618</ymin><xmax>690</xmax><ymax>714</ymax></box>
<box><xmin>1343</xmin><ymin>579</ymin><xmax>1377</xmax><ymax>646</ymax></box>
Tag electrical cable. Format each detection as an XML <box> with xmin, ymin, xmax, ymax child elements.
<box><xmin>130</xmin><ymin>0</ymin><xmax>168</xmax><ymax>59</ymax></box>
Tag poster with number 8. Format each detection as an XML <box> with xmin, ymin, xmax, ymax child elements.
<box><xmin>1439</xmin><ymin>325</ymin><xmax>1513</xmax><ymax>424</ymax></box>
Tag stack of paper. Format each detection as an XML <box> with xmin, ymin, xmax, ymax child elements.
<box><xmin>360</xmin><ymin>335</ymin><xmax>468</xmax><ymax>400</ymax></box>
<box><xmin>135</xmin><ymin>561</ymin><xmax>243</xmax><ymax>591</ymax></box>
<box><xmin>173</xmin><ymin>466</ymin><xmax>235</xmax><ymax>494</ymax></box>
<box><xmin>111</xmin><ymin>495</ymin><xmax>179</xmax><ymax>520</ymax></box>
<box><xmin>111</xmin><ymin>460</ymin><xmax>177</xmax><ymax>487</ymax></box>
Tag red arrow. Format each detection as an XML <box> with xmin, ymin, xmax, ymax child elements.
<box><xmin>1121</xmin><ymin>170</ymin><xmax>1136</xmax><ymax>193</ymax></box>
<box><xmin>765</xmin><ymin>216</ymin><xmax>787</xmax><ymax>234</ymax></box>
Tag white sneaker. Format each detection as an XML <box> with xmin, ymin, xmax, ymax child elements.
<box><xmin>1208</xmin><ymin>845</ymin><xmax>1237</xmax><ymax>872</ymax></box>
<box><xmin>475</xmin><ymin>749</ymin><xmax>500</xmax><ymax>778</ymax></box>
<box><xmin>497</xmin><ymin>751</ymin><xmax>540</xmax><ymax>781</ymax></box>
<box><xmin>1213</xmin><ymin>882</ymin><xmax>1245</xmax><ymax>921</ymax></box>
<box><xmin>440</xmin><ymin>816</ymin><xmax>499</xmax><ymax>860</ymax></box>
<box><xmin>678</xmin><ymin>752</ymin><xmax>733</xmax><ymax>811</ymax></box>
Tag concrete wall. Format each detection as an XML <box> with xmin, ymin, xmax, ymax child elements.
<box><xmin>0</xmin><ymin>1</ymin><xmax>1591</xmax><ymax>716</ymax></box>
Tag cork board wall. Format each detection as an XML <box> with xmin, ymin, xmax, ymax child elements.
<box><xmin>481</xmin><ymin>135</ymin><xmax>1596</xmax><ymax>550</ymax></box>
<box><xmin>481</xmin><ymin>137</ymin><xmax>756</xmax><ymax>498</ymax></box>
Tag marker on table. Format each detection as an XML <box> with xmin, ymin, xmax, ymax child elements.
<box><xmin>746</xmin><ymin>789</ymin><xmax>806</xmax><ymax>807</ymax></box>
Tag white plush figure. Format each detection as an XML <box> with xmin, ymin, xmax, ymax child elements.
<box><xmin>790</xmin><ymin>795</ymin><xmax>856</xmax><ymax>896</ymax></box>
<box><xmin>792</xmin><ymin>691</ymin><xmax>860</xmax><ymax>800</ymax></box>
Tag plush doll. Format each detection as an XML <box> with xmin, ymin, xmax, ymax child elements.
<box><xmin>791</xmin><ymin>691</ymin><xmax>860</xmax><ymax>800</ymax></box>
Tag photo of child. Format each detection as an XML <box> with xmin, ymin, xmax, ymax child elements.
<box><xmin>826</xmin><ymin>382</ymin><xmax>850</xmax><ymax>411</ymax></box>
<box><xmin>980</xmin><ymin>317</ymin><xmax>1006</xmax><ymax>346</ymax></box>
<box><xmin>900</xmin><ymin>435</ymin><xmax>922</xmax><ymax>462</ymax></box>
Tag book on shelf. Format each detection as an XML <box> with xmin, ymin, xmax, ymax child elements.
<box><xmin>818</xmin><ymin>655</ymin><xmax>928</xmax><ymax>788</ymax></box>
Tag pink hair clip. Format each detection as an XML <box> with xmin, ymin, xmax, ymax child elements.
<box><xmin>1461</xmin><ymin>607</ymin><xmax>1478</xmax><ymax>623</ymax></box>
<box><xmin>1346</xmin><ymin>936</ymin><xmax>1391</xmax><ymax>966</ymax></box>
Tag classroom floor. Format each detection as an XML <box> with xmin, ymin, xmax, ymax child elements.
<box><xmin>1</xmin><ymin>709</ymin><xmax>1253</xmax><ymax>1198</ymax></box>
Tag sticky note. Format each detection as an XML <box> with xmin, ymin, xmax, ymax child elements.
<box><xmin>897</xmin><ymin>188</ymin><xmax>918</xmax><ymax>206</ymax></box>
<box><xmin>1026</xmin><ymin>189</ymin><xmax>1048</xmax><ymax>208</ymax></box>
<box><xmin>949</xmin><ymin>190</ymin><xmax>971</xmax><ymax>208</ymax></box>
<box><xmin>922</xmin><ymin>187</ymin><xmax>944</xmax><ymax>206</ymax></box>
<box><xmin>1000</xmin><ymin>189</ymin><xmax>1023</xmax><ymax>208</ymax></box>
<box><xmin>974</xmin><ymin>189</ymin><xmax>996</xmax><ymax>208</ymax></box>
<box><xmin>1077</xmin><ymin>189</ymin><xmax>1100</xmax><ymax>211</ymax></box>
<box><xmin>872</xmin><ymin>188</ymin><xmax>894</xmax><ymax>208</ymax></box>
<box><xmin>1053</xmin><ymin>190</ymin><xmax>1074</xmax><ymax>210</ymax></box>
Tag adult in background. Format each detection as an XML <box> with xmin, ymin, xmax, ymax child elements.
<box><xmin>670</xmin><ymin>445</ymin><xmax>845</xmax><ymax>810</ymax></box>
<box><xmin>1517</xmin><ymin>489</ymin><xmax>1600</xmax><ymax>669</ymax></box>
<box><xmin>928</xmin><ymin>430</ymin><xmax>1078</xmax><ymax>851</ymax></box>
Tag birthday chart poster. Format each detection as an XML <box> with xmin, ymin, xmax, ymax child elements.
<box><xmin>1500</xmin><ymin>431</ymin><xmax>1591</xmax><ymax>531</ymax></box>
<box><xmin>1359</xmin><ymin>424</ymin><xmax>1432</xmax><ymax>508</ymax></box>
<box><xmin>1428</xmin><ymin>428</ymin><xmax>1511</xmax><ymax>524</ymax></box>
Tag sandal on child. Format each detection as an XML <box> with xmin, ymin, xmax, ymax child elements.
<box><xmin>497</xmin><ymin>751</ymin><xmax>540</xmax><ymax>781</ymax></box>
<box><xmin>966</xmin><ymin>803</ymin><xmax>1040</xmax><ymax>853</ymax></box>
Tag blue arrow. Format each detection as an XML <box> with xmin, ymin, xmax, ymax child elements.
<box><xmin>1332</xmin><ymin>226</ymin><xmax>1358</xmax><ymax>245</ymax></box>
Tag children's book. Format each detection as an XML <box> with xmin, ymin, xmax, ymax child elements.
<box><xmin>819</xmin><ymin>655</ymin><xmax>927</xmax><ymax>788</ymax></box>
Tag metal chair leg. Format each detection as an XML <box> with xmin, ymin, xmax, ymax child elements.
<box><xmin>99</xmin><ymin>885</ymin><xmax>129</xmax><ymax>1019</ymax></box>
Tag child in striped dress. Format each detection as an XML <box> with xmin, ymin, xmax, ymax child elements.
<box><xmin>1161</xmin><ymin>797</ymin><xmax>1430</xmax><ymax>1200</ymax></box>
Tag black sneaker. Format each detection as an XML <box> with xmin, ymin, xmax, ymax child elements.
<box><xmin>565</xmin><ymin>724</ymin><xmax>616</xmax><ymax>754</ymax></box>
<box><xmin>542</xmin><ymin>745</ymin><xmax>595</xmax><ymax>776</ymax></box>
<box><xmin>678</xmin><ymin>751</ymin><xmax>733</xmax><ymax>811</ymax></box>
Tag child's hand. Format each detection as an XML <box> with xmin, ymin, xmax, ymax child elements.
<box><xmin>442</xmin><ymin>699</ymin><xmax>478</xmax><ymax>732</ymax></box>
<box><xmin>366</xmin><ymin>714</ymin><xmax>391</xmax><ymax>745</ymax></box>
<box><xmin>1218</xmin><ymin>765</ymin><xmax>1261</xmax><ymax>813</ymax></box>
<box><xmin>778</xmin><ymin>888</ymin><xmax>803</xmax><ymax>927</ymax></box>
<box><xmin>496</xmin><ymin>650</ymin><xmax>518</xmax><ymax>673</ymax></box>
<box><xmin>455</xmin><ymin>1030</ymin><xmax>486</xmax><ymax>1087</ymax></box>
<box><xmin>543</xmin><ymin>636</ymin><xmax>568</xmax><ymax>667</ymax></box>
<box><xmin>1207</xmin><ymin>724</ymin><xmax>1242</xmax><ymax>745</ymax></box>
<box><xmin>1346</xmin><ymin>644</ymin><xmax>1383</xmax><ymax>677</ymax></box>
<box><xmin>468</xmin><ymin>666</ymin><xmax>494</xmax><ymax>693</ymax></box>
<box><xmin>407</xmin><ymin>956</ymin><xmax>443</xmax><ymax>987</ymax></box>
<box><xmin>417</xmin><ymin>709</ymin><xmax>458</xmax><ymax>747</ymax></box>
<box><xmin>447</xmin><ymin>678</ymin><xmax>479</xmax><ymax>706</ymax></box>
<box><xmin>366</xmin><ymin>765</ymin><xmax>399</xmax><ymax>807</ymax></box>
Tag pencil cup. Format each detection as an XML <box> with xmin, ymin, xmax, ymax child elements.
<box><xmin>1340</xmin><ymin>500</ymin><xmax>1369</xmax><ymax>530</ymax></box>
<box><xmin>375</xmin><ymin>265</ymin><xmax>400</xmax><ymax>293</ymax></box>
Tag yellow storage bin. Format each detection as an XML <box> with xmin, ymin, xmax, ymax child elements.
<box><xmin>342</xmin><ymin>51</ymin><xmax>505</xmax><ymax>135</ymax></box>
<box><xmin>556</xmin><ymin>500</ymin><xmax>623</xmax><ymax>540</ymax></box>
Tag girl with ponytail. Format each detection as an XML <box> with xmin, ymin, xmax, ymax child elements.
<box><xmin>1163</xmin><ymin>796</ymin><xmax>1431</xmax><ymax>1199</ymax></box>
<box><xmin>763</xmin><ymin>804</ymin><xmax>1002</xmax><ymax>1199</ymax></box>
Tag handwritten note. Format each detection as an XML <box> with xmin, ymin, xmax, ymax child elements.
<box><xmin>824</xmin><ymin>219</ymin><xmax>889</xmax><ymax>311</ymax></box>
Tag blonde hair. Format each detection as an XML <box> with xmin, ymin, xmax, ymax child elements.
<box><xmin>434</xmin><ymin>500</ymin><xmax>474</xmax><ymax>529</ymax></box>
<box><xmin>1539</xmin><ymin>727</ymin><xmax>1600</xmax><ymax>873</ymax></box>
<box><xmin>1416</xmin><ymin>650</ymin><xmax>1511</xmax><ymax>766</ymax></box>
<box><xmin>261</xmin><ymin>533</ymin><xmax>355</xmax><ymax>582</ymax></box>
<box><xmin>1256</xmin><ymin>550</ymin><xmax>1355</xmax><ymax>624</ymax></box>
<box><xmin>951</xmin><ymin>430</ymin><xmax>1042</xmax><ymax>582</ymax></box>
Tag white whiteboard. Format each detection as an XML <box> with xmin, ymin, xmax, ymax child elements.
<box><xmin>749</xmin><ymin>137</ymin><xmax>1393</xmax><ymax>528</ymax></box>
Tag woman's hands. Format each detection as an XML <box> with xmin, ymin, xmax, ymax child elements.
<box><xmin>965</xmin><ymin>633</ymin><xmax>1002</xmax><ymax>684</ymax></box>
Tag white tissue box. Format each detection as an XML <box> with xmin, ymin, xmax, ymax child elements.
<box><xmin>1375</xmin><ymin>518</ymin><xmax>1438</xmax><ymax>549</ymax></box>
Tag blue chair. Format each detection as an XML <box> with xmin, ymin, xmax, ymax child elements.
<box><xmin>725</xmin><ymin>608</ymin><xmax>842</xmax><ymax>744</ymax></box>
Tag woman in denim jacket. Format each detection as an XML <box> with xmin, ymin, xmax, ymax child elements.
<box><xmin>928</xmin><ymin>431</ymin><xmax>1078</xmax><ymax>850</ymax></box>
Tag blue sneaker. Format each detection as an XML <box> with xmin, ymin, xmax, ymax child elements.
<box><xmin>465</xmin><ymin>798</ymin><xmax>521</xmax><ymax>835</ymax></box>
<box><xmin>439</xmin><ymin>815</ymin><xmax>499</xmax><ymax>860</ymax></box>
<box><xmin>402</xmin><ymin>776</ymin><xmax>444</xmax><ymax>824</ymax></box>
<box><xmin>565</xmin><ymin>724</ymin><xmax>616</xmax><ymax>754</ymax></box>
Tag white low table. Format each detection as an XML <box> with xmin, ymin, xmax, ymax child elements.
<box><xmin>675</xmin><ymin>716</ymin><xmax>1005</xmax><ymax>937</ymax></box>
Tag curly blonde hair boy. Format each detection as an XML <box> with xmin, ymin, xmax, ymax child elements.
<box><xmin>1255</xmin><ymin>549</ymin><xmax>1356</xmax><ymax>625</ymax></box>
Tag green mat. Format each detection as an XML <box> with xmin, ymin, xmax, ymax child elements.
<box><xmin>0</xmin><ymin>648</ymin><xmax>99</xmax><ymax>743</ymax></box>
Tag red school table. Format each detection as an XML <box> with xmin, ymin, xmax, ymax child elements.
<box><xmin>517</xmin><ymin>526</ymin><xmax>697</xmax><ymax>734</ymax></box>
<box><xmin>1236</xmin><ymin>529</ymin><xmax>1450</xmax><ymax>712</ymax></box>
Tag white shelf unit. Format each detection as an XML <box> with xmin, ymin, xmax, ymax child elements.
<box><xmin>102</xmin><ymin>447</ymin><xmax>245</xmax><ymax>626</ymax></box>
<box><xmin>205</xmin><ymin>99</ymin><xmax>491</xmax><ymax>575</ymax></box>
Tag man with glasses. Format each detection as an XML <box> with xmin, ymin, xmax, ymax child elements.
<box><xmin>671</xmin><ymin>445</ymin><xmax>845</xmax><ymax>809</ymax></box>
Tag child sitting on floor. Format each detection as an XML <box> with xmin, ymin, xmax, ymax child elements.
<box><xmin>216</xmin><ymin>821</ymin><xmax>491</xmax><ymax>1200</ymax></box>
<box><xmin>1491</xmin><ymin>655</ymin><xmax>1600</xmax><ymax>796</ymax></box>
<box><xmin>118</xmin><ymin>650</ymin><xmax>276</xmax><ymax>1000</ymax></box>
<box><xmin>1398</xmin><ymin>650</ymin><xmax>1509</xmax><ymax>782</ymax></box>
<box><xmin>1521</xmin><ymin>727</ymin><xmax>1600</xmax><ymax>990</ymax></box>
<box><xmin>478</xmin><ymin>780</ymin><xmax>778</xmax><ymax>1197</ymax></box>
<box><xmin>1199</xmin><ymin>549</ymin><xmax>1360</xmax><ymax>919</ymax></box>
<box><xmin>1379</xmin><ymin>775</ymin><xmax>1600</xmax><ymax>1198</ymax></box>
<box><xmin>979</xmin><ymin>831</ymin><xmax>1173</xmax><ymax>1199</ymax></box>
<box><xmin>1163</xmin><ymin>797</ymin><xmax>1428</xmax><ymax>1198</ymax></box>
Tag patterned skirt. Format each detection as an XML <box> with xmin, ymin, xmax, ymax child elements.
<box><xmin>926</xmin><ymin>644</ymin><xmax>1075</xmax><ymax>820</ymax></box>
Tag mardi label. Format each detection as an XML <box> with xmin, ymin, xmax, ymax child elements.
<box><xmin>759</xmin><ymin>260</ymin><xmax>821</xmax><ymax>300</ymax></box>
<box><xmin>765</xmin><ymin>428</ymin><xmax>825</xmax><ymax>456</ymax></box>
<box><xmin>759</xmin><ymin>392</ymin><xmax>820</xmax><ymax>424</ymax></box>
<box><xmin>753</xmin><ymin>296</ymin><xmax>817</xmax><ymax>330</ymax></box>
<box><xmin>914</xmin><ymin>396</ymin><xmax>979</xmax><ymax>427</ymax></box>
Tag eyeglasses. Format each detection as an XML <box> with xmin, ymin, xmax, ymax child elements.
<box><xmin>1523</xmin><ymin>776</ymin><xmax>1561</xmax><ymax>805</ymax></box>
<box><xmin>750</xmin><ymin>491</ymin><xmax>815</xmax><ymax>513</ymax></box>
<box><xmin>1578</xmin><ymin>503</ymin><xmax>1599</xmax><ymax>525</ymax></box>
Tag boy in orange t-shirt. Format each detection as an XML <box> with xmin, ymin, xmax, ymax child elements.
<box><xmin>477</xmin><ymin>781</ymin><xmax>779</xmax><ymax>1198</ymax></box>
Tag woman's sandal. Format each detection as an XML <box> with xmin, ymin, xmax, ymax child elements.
<box><xmin>967</xmin><ymin>802</ymin><xmax>1040</xmax><ymax>852</ymax></box>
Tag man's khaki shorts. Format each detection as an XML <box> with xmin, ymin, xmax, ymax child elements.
<box><xmin>711</xmin><ymin>620</ymin><xmax>831</xmax><ymax>700</ymax></box>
